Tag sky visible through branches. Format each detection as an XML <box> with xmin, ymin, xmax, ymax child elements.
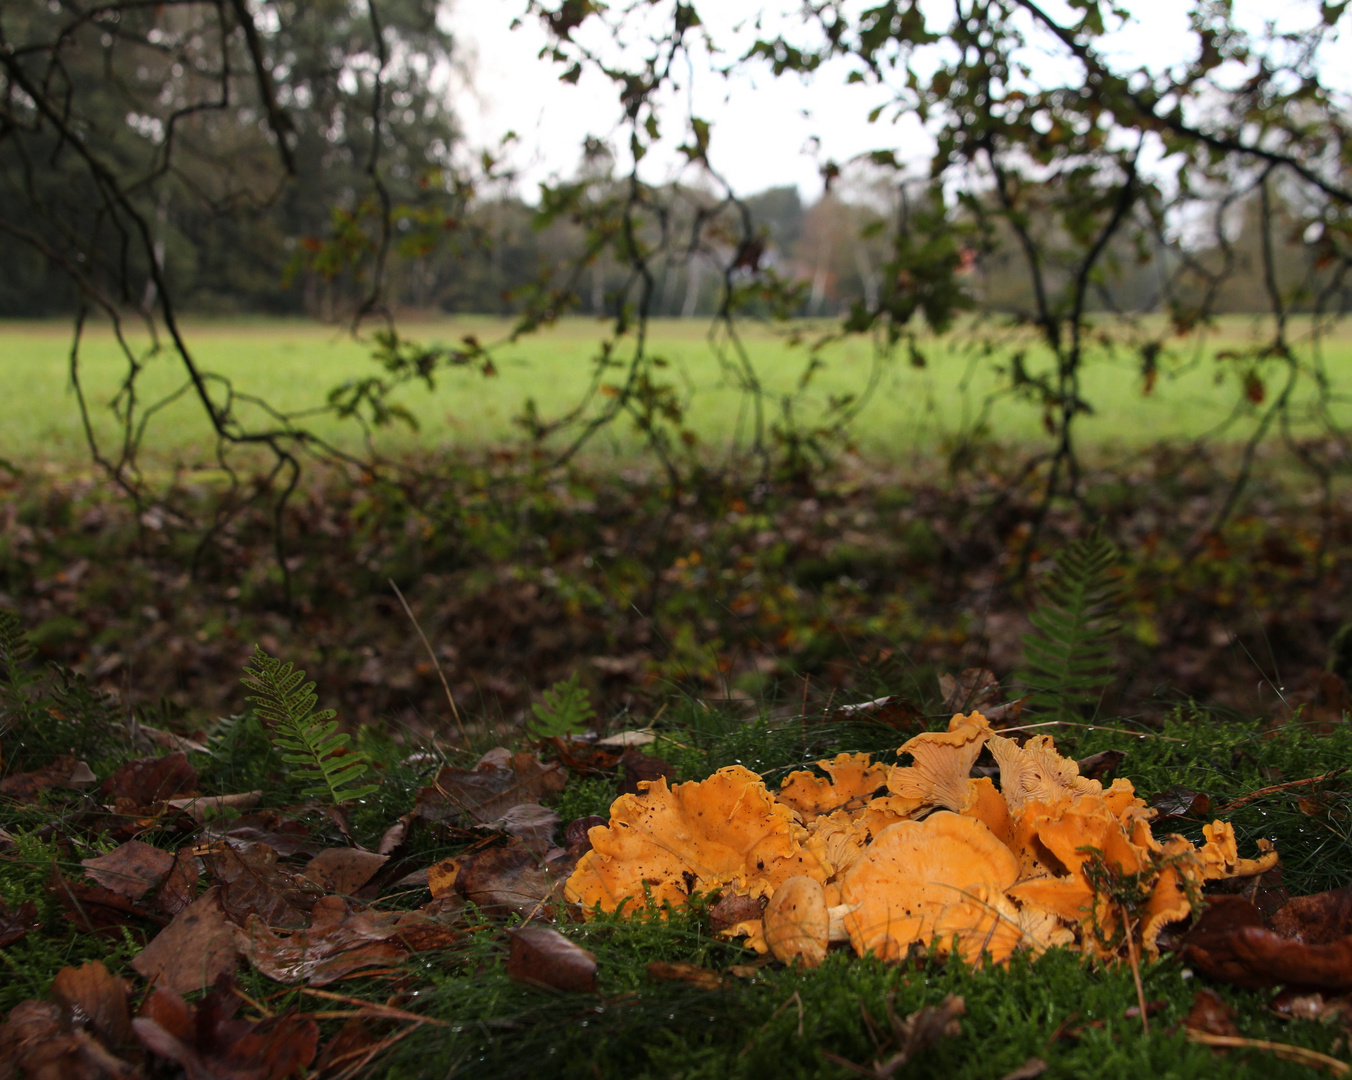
<box><xmin>452</xmin><ymin>0</ymin><xmax>1352</xmax><ymax>201</ymax></box>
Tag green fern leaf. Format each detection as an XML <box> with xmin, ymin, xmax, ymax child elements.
<box><xmin>241</xmin><ymin>646</ymin><xmax>379</xmax><ymax>805</ymax></box>
<box><xmin>529</xmin><ymin>672</ymin><xmax>596</xmax><ymax>738</ymax></box>
<box><xmin>1018</xmin><ymin>529</ymin><xmax>1124</xmax><ymax>720</ymax></box>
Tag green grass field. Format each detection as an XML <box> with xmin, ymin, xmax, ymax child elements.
<box><xmin>3</xmin><ymin>314</ymin><xmax>1349</xmax><ymax>468</ymax></box>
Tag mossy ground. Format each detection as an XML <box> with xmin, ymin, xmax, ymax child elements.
<box><xmin>3</xmin><ymin>690</ymin><xmax>1352</xmax><ymax>1078</ymax></box>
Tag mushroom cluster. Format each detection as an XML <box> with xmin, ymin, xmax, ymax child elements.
<box><xmin>564</xmin><ymin>712</ymin><xmax>1277</xmax><ymax>967</ymax></box>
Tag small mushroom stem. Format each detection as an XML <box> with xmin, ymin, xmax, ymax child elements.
<box><xmin>827</xmin><ymin>903</ymin><xmax>857</xmax><ymax>943</ymax></box>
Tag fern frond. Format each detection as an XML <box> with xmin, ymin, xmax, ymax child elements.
<box><xmin>0</xmin><ymin>609</ymin><xmax>35</xmax><ymax>688</ymax></box>
<box><xmin>529</xmin><ymin>672</ymin><xmax>596</xmax><ymax>738</ymax></box>
<box><xmin>1018</xmin><ymin>529</ymin><xmax>1124</xmax><ymax>719</ymax></box>
<box><xmin>241</xmin><ymin>646</ymin><xmax>378</xmax><ymax>805</ymax></box>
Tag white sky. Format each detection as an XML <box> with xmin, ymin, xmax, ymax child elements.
<box><xmin>447</xmin><ymin>0</ymin><xmax>1350</xmax><ymax>202</ymax></box>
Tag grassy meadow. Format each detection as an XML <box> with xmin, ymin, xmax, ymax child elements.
<box><xmin>3</xmin><ymin>313</ymin><xmax>1350</xmax><ymax>468</ymax></box>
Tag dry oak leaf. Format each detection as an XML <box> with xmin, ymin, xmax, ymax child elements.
<box><xmin>234</xmin><ymin>895</ymin><xmax>406</xmax><ymax>986</ymax></box>
<box><xmin>564</xmin><ymin>765</ymin><xmax>828</xmax><ymax>913</ymax></box>
<box><xmin>777</xmin><ymin>752</ymin><xmax>889</xmax><ymax>824</ymax></box>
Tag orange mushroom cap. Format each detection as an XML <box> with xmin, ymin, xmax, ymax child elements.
<box><xmin>777</xmin><ymin>752</ymin><xmax>890</xmax><ymax>825</ymax></box>
<box><xmin>887</xmin><ymin>711</ymin><xmax>993</xmax><ymax>812</ymax></box>
<box><xmin>763</xmin><ymin>875</ymin><xmax>830</xmax><ymax>967</ymax></box>
<box><xmin>839</xmin><ymin>812</ymin><xmax>1024</xmax><ymax>964</ymax></box>
<box><xmin>987</xmin><ymin>733</ymin><xmax>1103</xmax><ymax>814</ymax></box>
<box><xmin>565</xmin><ymin>765</ymin><xmax>827</xmax><ymax>914</ymax></box>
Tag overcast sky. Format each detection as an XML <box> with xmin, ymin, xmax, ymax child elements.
<box><xmin>446</xmin><ymin>1</ymin><xmax>1347</xmax><ymax>202</ymax></box>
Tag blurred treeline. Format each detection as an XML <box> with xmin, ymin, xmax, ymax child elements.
<box><xmin>5</xmin><ymin>165</ymin><xmax>1340</xmax><ymax>322</ymax></box>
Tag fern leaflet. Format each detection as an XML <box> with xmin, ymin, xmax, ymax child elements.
<box><xmin>529</xmin><ymin>672</ymin><xmax>596</xmax><ymax>738</ymax></box>
<box><xmin>1018</xmin><ymin>529</ymin><xmax>1124</xmax><ymax>720</ymax></box>
<box><xmin>241</xmin><ymin>646</ymin><xmax>378</xmax><ymax>805</ymax></box>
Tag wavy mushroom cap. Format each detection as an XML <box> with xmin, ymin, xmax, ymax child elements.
<box><xmin>887</xmin><ymin>711</ymin><xmax>993</xmax><ymax>812</ymax></box>
<box><xmin>987</xmin><ymin>733</ymin><xmax>1103</xmax><ymax>814</ymax></box>
<box><xmin>564</xmin><ymin>765</ymin><xmax>827</xmax><ymax>913</ymax></box>
<box><xmin>839</xmin><ymin>812</ymin><xmax>1023</xmax><ymax>964</ymax></box>
<box><xmin>777</xmin><ymin>752</ymin><xmax>890</xmax><ymax>824</ymax></box>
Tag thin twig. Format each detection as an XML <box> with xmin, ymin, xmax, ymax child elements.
<box><xmin>997</xmin><ymin>720</ymin><xmax>1187</xmax><ymax>743</ymax></box>
<box><xmin>1220</xmin><ymin>767</ymin><xmax>1348</xmax><ymax>812</ymax></box>
<box><xmin>389</xmin><ymin>578</ymin><xmax>467</xmax><ymax>746</ymax></box>
<box><xmin>299</xmin><ymin>988</ymin><xmax>451</xmax><ymax>1027</ymax></box>
<box><xmin>1122</xmin><ymin>909</ymin><xmax>1148</xmax><ymax>1036</ymax></box>
<box><xmin>329</xmin><ymin>1024</ymin><xmax>420</xmax><ymax>1080</ymax></box>
<box><xmin>1185</xmin><ymin>1031</ymin><xmax>1350</xmax><ymax>1075</ymax></box>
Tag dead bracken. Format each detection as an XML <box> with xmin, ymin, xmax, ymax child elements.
<box><xmin>565</xmin><ymin>711</ymin><xmax>1279</xmax><ymax>967</ymax></box>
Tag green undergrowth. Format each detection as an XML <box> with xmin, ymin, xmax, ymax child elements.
<box><xmin>4</xmin><ymin>628</ymin><xmax>1352</xmax><ymax>1075</ymax></box>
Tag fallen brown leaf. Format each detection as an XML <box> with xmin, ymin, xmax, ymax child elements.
<box><xmin>413</xmin><ymin>750</ymin><xmax>567</xmax><ymax>828</ymax></box>
<box><xmin>0</xmin><ymin>755</ymin><xmax>98</xmax><ymax>801</ymax></box>
<box><xmin>234</xmin><ymin>895</ymin><xmax>406</xmax><ymax>986</ymax></box>
<box><xmin>82</xmin><ymin>841</ymin><xmax>174</xmax><ymax>902</ymax></box>
<box><xmin>50</xmin><ymin>961</ymin><xmax>135</xmax><ymax>1051</ymax></box>
<box><xmin>1150</xmin><ymin>785</ymin><xmax>1213</xmax><ymax>822</ymax></box>
<box><xmin>708</xmin><ymin>891</ymin><xmax>767</xmax><ymax>932</ymax></box>
<box><xmin>131</xmin><ymin>886</ymin><xmax>239</xmax><ymax>997</ymax></box>
<box><xmin>1183</xmin><ymin>988</ymin><xmax>1240</xmax><ymax>1037</ymax></box>
<box><xmin>0</xmin><ymin>896</ymin><xmax>39</xmax><ymax>947</ymax></box>
<box><xmin>391</xmin><ymin>910</ymin><xmax>463</xmax><ymax>952</ymax></box>
<box><xmin>998</xmin><ymin>1059</ymin><xmax>1048</xmax><ymax>1080</ymax></box>
<box><xmin>49</xmin><ymin>865</ymin><xmax>155</xmax><ymax>935</ymax></box>
<box><xmin>426</xmin><ymin>857</ymin><xmax>462</xmax><ymax>899</ymax></box>
<box><xmin>133</xmin><ymin>979</ymin><xmax>318</xmax><ymax>1080</ymax></box>
<box><xmin>0</xmin><ymin>999</ymin><xmax>140</xmax><ymax>1080</ymax></box>
<box><xmin>165</xmin><ymin>791</ymin><xmax>262</xmax><ymax>825</ymax></box>
<box><xmin>618</xmin><ymin>748</ymin><xmax>675</xmax><ymax>795</ymax></box>
<box><xmin>302</xmin><ymin>848</ymin><xmax>388</xmax><ymax>895</ymax></box>
<box><xmin>154</xmin><ymin>848</ymin><xmax>200</xmax><ymax>918</ymax></box>
<box><xmin>563</xmin><ymin>815</ymin><xmax>607</xmax><ymax>853</ymax></box>
<box><xmin>101</xmin><ymin>752</ymin><xmax>197</xmax><ymax>806</ymax></box>
<box><xmin>506</xmin><ymin>926</ymin><xmax>597</xmax><ymax>993</ymax></box>
<box><xmin>480</xmin><ymin>802</ymin><xmax>561</xmax><ymax>854</ymax></box>
<box><xmin>1180</xmin><ymin>892</ymin><xmax>1352</xmax><ymax>991</ymax></box>
<box><xmin>646</xmin><ymin>960</ymin><xmax>724</xmax><ymax>990</ymax></box>
<box><xmin>1075</xmin><ymin>749</ymin><xmax>1125</xmax><ymax>783</ymax></box>
<box><xmin>206</xmin><ymin>843</ymin><xmax>322</xmax><ymax>928</ymax></box>
<box><xmin>454</xmin><ymin>843</ymin><xmax>567</xmax><ymax>917</ymax></box>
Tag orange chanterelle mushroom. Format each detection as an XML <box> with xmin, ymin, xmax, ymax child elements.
<box><xmin>564</xmin><ymin>711</ymin><xmax>1278</xmax><ymax>968</ymax></box>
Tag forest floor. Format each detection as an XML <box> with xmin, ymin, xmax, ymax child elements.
<box><xmin>3</xmin><ymin>440</ymin><xmax>1352</xmax><ymax>1078</ymax></box>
